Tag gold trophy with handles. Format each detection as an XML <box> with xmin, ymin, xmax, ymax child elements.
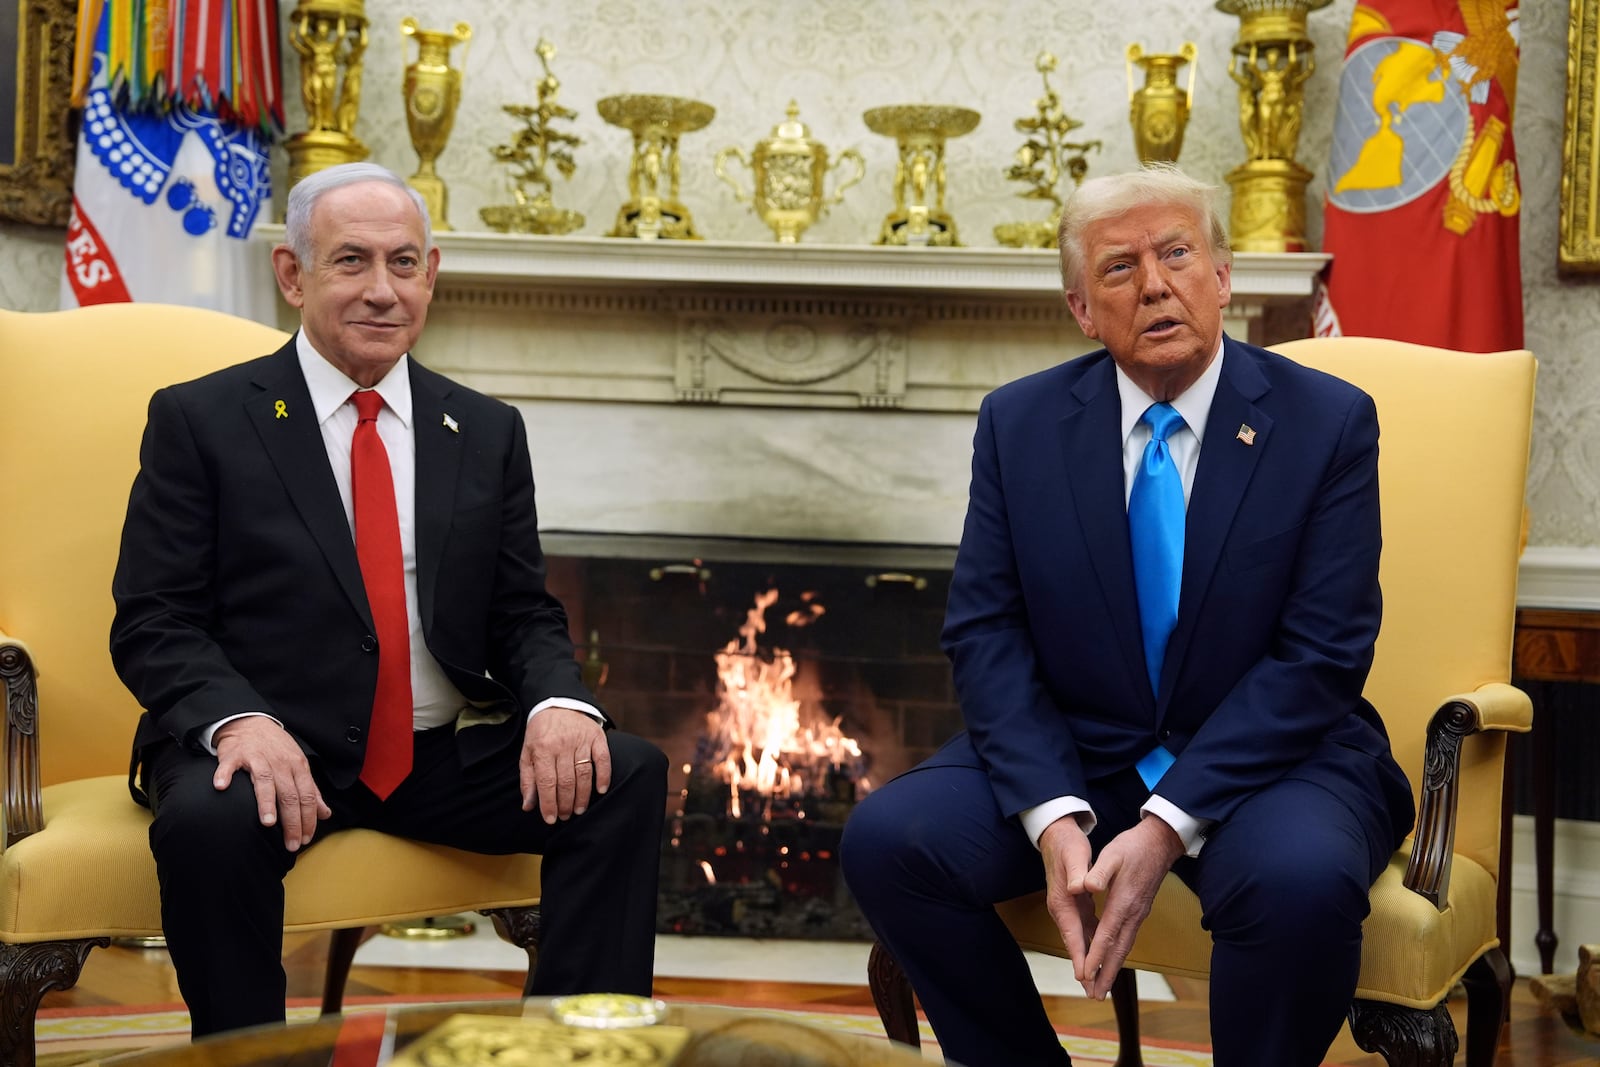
<box><xmin>400</xmin><ymin>17</ymin><xmax>471</xmax><ymax>231</ymax></box>
<box><xmin>715</xmin><ymin>102</ymin><xmax>865</xmax><ymax>243</ymax></box>
<box><xmin>1127</xmin><ymin>42</ymin><xmax>1198</xmax><ymax>164</ymax></box>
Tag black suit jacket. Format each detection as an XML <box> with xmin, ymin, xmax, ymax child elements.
<box><xmin>111</xmin><ymin>338</ymin><xmax>601</xmax><ymax>800</ymax></box>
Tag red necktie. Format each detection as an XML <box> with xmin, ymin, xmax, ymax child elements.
<box><xmin>350</xmin><ymin>390</ymin><xmax>412</xmax><ymax>799</ymax></box>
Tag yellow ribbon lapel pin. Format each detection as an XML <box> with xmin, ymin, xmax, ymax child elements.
<box><xmin>273</xmin><ymin>400</ymin><xmax>288</xmax><ymax>419</ymax></box>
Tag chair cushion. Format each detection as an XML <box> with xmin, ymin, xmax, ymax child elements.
<box><xmin>0</xmin><ymin>776</ymin><xmax>542</xmax><ymax>941</ymax></box>
<box><xmin>995</xmin><ymin>847</ymin><xmax>1497</xmax><ymax>1010</ymax></box>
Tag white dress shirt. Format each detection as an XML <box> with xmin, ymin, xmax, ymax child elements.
<box><xmin>202</xmin><ymin>334</ymin><xmax>600</xmax><ymax>751</ymax></box>
<box><xmin>1019</xmin><ymin>340</ymin><xmax>1225</xmax><ymax>858</ymax></box>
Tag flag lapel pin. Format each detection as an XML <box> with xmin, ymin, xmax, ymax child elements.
<box><xmin>1236</xmin><ymin>424</ymin><xmax>1256</xmax><ymax>445</ymax></box>
<box><xmin>443</xmin><ymin>413</ymin><xmax>459</xmax><ymax>433</ymax></box>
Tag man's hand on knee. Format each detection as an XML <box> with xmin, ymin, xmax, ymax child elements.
<box><xmin>213</xmin><ymin>716</ymin><xmax>331</xmax><ymax>852</ymax></box>
<box><xmin>520</xmin><ymin>706</ymin><xmax>608</xmax><ymax>824</ymax></box>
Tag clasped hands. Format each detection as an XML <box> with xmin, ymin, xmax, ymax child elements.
<box><xmin>212</xmin><ymin>706</ymin><xmax>608</xmax><ymax>851</ymax></box>
<box><xmin>1039</xmin><ymin>813</ymin><xmax>1185</xmax><ymax>1000</ymax></box>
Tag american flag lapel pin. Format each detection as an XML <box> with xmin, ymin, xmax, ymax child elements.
<box><xmin>443</xmin><ymin>413</ymin><xmax>459</xmax><ymax>433</ymax></box>
<box><xmin>1236</xmin><ymin>424</ymin><xmax>1256</xmax><ymax>446</ymax></box>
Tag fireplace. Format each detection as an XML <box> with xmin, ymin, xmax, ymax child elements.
<box><xmin>544</xmin><ymin>532</ymin><xmax>958</xmax><ymax>940</ymax></box>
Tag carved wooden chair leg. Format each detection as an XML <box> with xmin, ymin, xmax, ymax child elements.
<box><xmin>0</xmin><ymin>937</ymin><xmax>106</xmax><ymax>1067</ymax></box>
<box><xmin>1348</xmin><ymin>997</ymin><xmax>1459</xmax><ymax>1066</ymax></box>
<box><xmin>1461</xmin><ymin>946</ymin><xmax>1511</xmax><ymax>1067</ymax></box>
<box><xmin>866</xmin><ymin>941</ymin><xmax>920</xmax><ymax>1047</ymax></box>
<box><xmin>480</xmin><ymin>906</ymin><xmax>542</xmax><ymax>996</ymax></box>
<box><xmin>1110</xmin><ymin>968</ymin><xmax>1145</xmax><ymax>1067</ymax></box>
<box><xmin>320</xmin><ymin>926</ymin><xmax>367</xmax><ymax>1016</ymax></box>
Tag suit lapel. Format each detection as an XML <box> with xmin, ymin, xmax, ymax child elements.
<box><xmin>245</xmin><ymin>342</ymin><xmax>371</xmax><ymax>625</ymax></box>
<box><xmin>409</xmin><ymin>360</ymin><xmax>463</xmax><ymax>634</ymax></box>
<box><xmin>1059</xmin><ymin>360</ymin><xmax>1151</xmax><ymax>711</ymax></box>
<box><xmin>1161</xmin><ymin>338</ymin><xmax>1273</xmax><ymax>702</ymax></box>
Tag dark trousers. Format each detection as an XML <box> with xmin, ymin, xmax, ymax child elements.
<box><xmin>841</xmin><ymin>746</ymin><xmax>1396</xmax><ymax>1067</ymax></box>
<box><xmin>145</xmin><ymin>726</ymin><xmax>667</xmax><ymax>1037</ymax></box>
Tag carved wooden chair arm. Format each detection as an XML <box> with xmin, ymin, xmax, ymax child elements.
<box><xmin>0</xmin><ymin>629</ymin><xmax>45</xmax><ymax>849</ymax></box>
<box><xmin>1403</xmin><ymin>681</ymin><xmax>1532</xmax><ymax>910</ymax></box>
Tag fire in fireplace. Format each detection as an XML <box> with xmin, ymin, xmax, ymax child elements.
<box><xmin>544</xmin><ymin>533</ymin><xmax>958</xmax><ymax>940</ymax></box>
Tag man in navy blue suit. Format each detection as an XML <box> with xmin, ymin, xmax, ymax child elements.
<box><xmin>841</xmin><ymin>165</ymin><xmax>1414</xmax><ymax>1066</ymax></box>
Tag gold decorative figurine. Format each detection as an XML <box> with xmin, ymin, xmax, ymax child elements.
<box><xmin>1216</xmin><ymin>0</ymin><xmax>1332</xmax><ymax>251</ymax></box>
<box><xmin>1127</xmin><ymin>42</ymin><xmax>1198</xmax><ymax>164</ymax></box>
<box><xmin>994</xmin><ymin>53</ymin><xmax>1101</xmax><ymax>249</ymax></box>
<box><xmin>597</xmin><ymin>94</ymin><xmax>716</xmax><ymax>240</ymax></box>
<box><xmin>714</xmin><ymin>101</ymin><xmax>866</xmax><ymax>243</ymax></box>
<box><xmin>283</xmin><ymin>0</ymin><xmax>370</xmax><ymax>190</ymax></box>
<box><xmin>400</xmin><ymin>17</ymin><xmax>471</xmax><ymax>231</ymax></box>
<box><xmin>481</xmin><ymin>40</ymin><xmax>585</xmax><ymax>235</ymax></box>
<box><xmin>862</xmin><ymin>105</ymin><xmax>981</xmax><ymax>246</ymax></box>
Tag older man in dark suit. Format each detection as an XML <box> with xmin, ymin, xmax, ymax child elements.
<box><xmin>842</xmin><ymin>165</ymin><xmax>1415</xmax><ymax>1066</ymax></box>
<box><xmin>111</xmin><ymin>162</ymin><xmax>666</xmax><ymax>1037</ymax></box>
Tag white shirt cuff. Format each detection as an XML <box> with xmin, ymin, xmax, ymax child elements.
<box><xmin>1141</xmin><ymin>794</ymin><xmax>1212</xmax><ymax>857</ymax></box>
<box><xmin>527</xmin><ymin>697</ymin><xmax>605</xmax><ymax>725</ymax></box>
<box><xmin>200</xmin><ymin>712</ymin><xmax>284</xmax><ymax>755</ymax></box>
<box><xmin>1020</xmin><ymin>796</ymin><xmax>1096</xmax><ymax>849</ymax></box>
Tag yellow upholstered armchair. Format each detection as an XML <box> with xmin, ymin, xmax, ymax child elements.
<box><xmin>0</xmin><ymin>304</ymin><xmax>548</xmax><ymax>1066</ymax></box>
<box><xmin>868</xmin><ymin>336</ymin><xmax>1537</xmax><ymax>1066</ymax></box>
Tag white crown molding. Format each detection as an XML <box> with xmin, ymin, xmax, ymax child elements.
<box><xmin>253</xmin><ymin>225</ymin><xmax>1328</xmax><ymax>300</ymax></box>
<box><xmin>1518</xmin><ymin>546</ymin><xmax>1600</xmax><ymax>610</ymax></box>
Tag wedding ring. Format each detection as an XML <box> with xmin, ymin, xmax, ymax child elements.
<box><xmin>575</xmin><ymin>758</ymin><xmax>592</xmax><ymax>765</ymax></box>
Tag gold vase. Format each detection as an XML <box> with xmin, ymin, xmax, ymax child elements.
<box><xmin>283</xmin><ymin>0</ymin><xmax>370</xmax><ymax>191</ymax></box>
<box><xmin>1126</xmin><ymin>42</ymin><xmax>1198</xmax><ymax>165</ymax></box>
<box><xmin>401</xmin><ymin>17</ymin><xmax>471</xmax><ymax>231</ymax></box>
<box><xmin>714</xmin><ymin>102</ymin><xmax>865</xmax><ymax>243</ymax></box>
<box><xmin>862</xmin><ymin>104</ymin><xmax>981</xmax><ymax>247</ymax></box>
<box><xmin>1216</xmin><ymin>0</ymin><xmax>1331</xmax><ymax>251</ymax></box>
<box><xmin>598</xmin><ymin>94</ymin><xmax>716</xmax><ymax>240</ymax></box>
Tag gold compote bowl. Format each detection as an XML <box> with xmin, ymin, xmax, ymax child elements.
<box><xmin>598</xmin><ymin>94</ymin><xmax>716</xmax><ymax>240</ymax></box>
<box><xmin>862</xmin><ymin>104</ymin><xmax>981</xmax><ymax>246</ymax></box>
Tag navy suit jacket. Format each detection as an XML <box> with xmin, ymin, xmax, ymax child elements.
<box><xmin>111</xmin><ymin>339</ymin><xmax>601</xmax><ymax>800</ymax></box>
<box><xmin>938</xmin><ymin>335</ymin><xmax>1413</xmax><ymax>847</ymax></box>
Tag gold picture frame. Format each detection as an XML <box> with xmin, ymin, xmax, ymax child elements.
<box><xmin>1561</xmin><ymin>0</ymin><xmax>1600</xmax><ymax>273</ymax></box>
<box><xmin>1</xmin><ymin>0</ymin><xmax>77</xmax><ymax>227</ymax></box>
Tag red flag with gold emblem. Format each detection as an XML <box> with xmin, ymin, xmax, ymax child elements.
<box><xmin>1316</xmin><ymin>0</ymin><xmax>1522</xmax><ymax>351</ymax></box>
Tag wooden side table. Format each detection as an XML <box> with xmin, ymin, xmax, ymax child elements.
<box><xmin>1511</xmin><ymin>608</ymin><xmax>1600</xmax><ymax>974</ymax></box>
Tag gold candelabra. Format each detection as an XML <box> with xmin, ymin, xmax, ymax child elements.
<box><xmin>481</xmin><ymin>40</ymin><xmax>585</xmax><ymax>235</ymax></box>
<box><xmin>400</xmin><ymin>17</ymin><xmax>471</xmax><ymax>231</ymax></box>
<box><xmin>283</xmin><ymin>0</ymin><xmax>369</xmax><ymax>191</ymax></box>
<box><xmin>994</xmin><ymin>53</ymin><xmax>1101</xmax><ymax>249</ymax></box>
<box><xmin>1216</xmin><ymin>0</ymin><xmax>1331</xmax><ymax>251</ymax></box>
<box><xmin>1126</xmin><ymin>42</ymin><xmax>1198</xmax><ymax>165</ymax></box>
<box><xmin>598</xmin><ymin>94</ymin><xmax>716</xmax><ymax>240</ymax></box>
<box><xmin>862</xmin><ymin>104</ymin><xmax>981</xmax><ymax>247</ymax></box>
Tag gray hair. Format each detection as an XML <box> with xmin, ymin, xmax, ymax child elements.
<box><xmin>1056</xmin><ymin>163</ymin><xmax>1231</xmax><ymax>294</ymax></box>
<box><xmin>282</xmin><ymin>163</ymin><xmax>434</xmax><ymax>265</ymax></box>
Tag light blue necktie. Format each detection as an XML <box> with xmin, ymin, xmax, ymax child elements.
<box><xmin>1129</xmin><ymin>402</ymin><xmax>1186</xmax><ymax>789</ymax></box>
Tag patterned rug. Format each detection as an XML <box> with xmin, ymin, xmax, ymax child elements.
<box><xmin>36</xmin><ymin>995</ymin><xmax>1216</xmax><ymax>1065</ymax></box>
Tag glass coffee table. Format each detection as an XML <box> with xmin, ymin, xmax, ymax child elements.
<box><xmin>102</xmin><ymin>996</ymin><xmax>937</xmax><ymax>1066</ymax></box>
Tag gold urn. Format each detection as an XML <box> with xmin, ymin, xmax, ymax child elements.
<box><xmin>401</xmin><ymin>17</ymin><xmax>471</xmax><ymax>231</ymax></box>
<box><xmin>714</xmin><ymin>102</ymin><xmax>865</xmax><ymax>243</ymax></box>
<box><xmin>1126</xmin><ymin>42</ymin><xmax>1198</xmax><ymax>165</ymax></box>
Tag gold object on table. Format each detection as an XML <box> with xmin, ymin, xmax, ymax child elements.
<box><xmin>598</xmin><ymin>94</ymin><xmax>716</xmax><ymax>240</ymax></box>
<box><xmin>379</xmin><ymin>913</ymin><xmax>475</xmax><ymax>939</ymax></box>
<box><xmin>392</xmin><ymin>1012</ymin><xmax>690</xmax><ymax>1066</ymax></box>
<box><xmin>481</xmin><ymin>39</ymin><xmax>585</xmax><ymax>235</ymax></box>
<box><xmin>994</xmin><ymin>53</ymin><xmax>1101</xmax><ymax>249</ymax></box>
<box><xmin>863</xmin><ymin>104</ymin><xmax>981</xmax><ymax>246</ymax></box>
<box><xmin>283</xmin><ymin>0</ymin><xmax>370</xmax><ymax>190</ymax></box>
<box><xmin>550</xmin><ymin>992</ymin><xmax>669</xmax><ymax>1028</ymax></box>
<box><xmin>1216</xmin><ymin>0</ymin><xmax>1331</xmax><ymax>251</ymax></box>
<box><xmin>400</xmin><ymin>17</ymin><xmax>471</xmax><ymax>231</ymax></box>
<box><xmin>1126</xmin><ymin>42</ymin><xmax>1198</xmax><ymax>164</ymax></box>
<box><xmin>714</xmin><ymin>101</ymin><xmax>866</xmax><ymax>243</ymax></box>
